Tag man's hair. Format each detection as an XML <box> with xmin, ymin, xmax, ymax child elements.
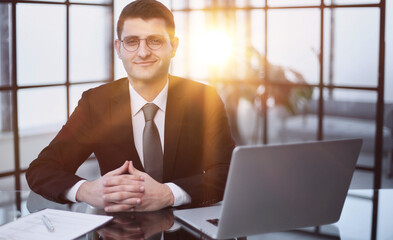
<box><xmin>117</xmin><ymin>0</ymin><xmax>175</xmax><ymax>40</ymax></box>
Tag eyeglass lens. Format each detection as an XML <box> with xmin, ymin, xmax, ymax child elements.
<box><xmin>122</xmin><ymin>36</ymin><xmax>166</xmax><ymax>52</ymax></box>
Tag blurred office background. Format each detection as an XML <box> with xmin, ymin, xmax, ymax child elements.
<box><xmin>0</xmin><ymin>0</ymin><xmax>392</xmax><ymax>193</ymax></box>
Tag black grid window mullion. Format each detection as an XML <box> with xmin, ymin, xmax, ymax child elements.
<box><xmin>373</xmin><ymin>0</ymin><xmax>386</xmax><ymax>191</ymax></box>
<box><xmin>262</xmin><ymin>0</ymin><xmax>268</xmax><ymax>145</ymax></box>
<box><xmin>11</xmin><ymin>0</ymin><xmax>22</xmax><ymax>211</ymax></box>
<box><xmin>318</xmin><ymin>1</ymin><xmax>325</xmax><ymax>142</ymax></box>
<box><xmin>11</xmin><ymin>0</ymin><xmax>21</xmax><ymax>193</ymax></box>
<box><xmin>111</xmin><ymin>0</ymin><xmax>115</xmax><ymax>84</ymax></box>
<box><xmin>66</xmin><ymin>0</ymin><xmax>70</xmax><ymax>119</ymax></box>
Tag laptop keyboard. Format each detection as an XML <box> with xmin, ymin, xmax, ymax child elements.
<box><xmin>207</xmin><ymin>218</ymin><xmax>219</xmax><ymax>226</ymax></box>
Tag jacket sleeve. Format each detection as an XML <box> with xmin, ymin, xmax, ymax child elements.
<box><xmin>172</xmin><ymin>86</ymin><xmax>235</xmax><ymax>207</ymax></box>
<box><xmin>26</xmin><ymin>90</ymin><xmax>95</xmax><ymax>204</ymax></box>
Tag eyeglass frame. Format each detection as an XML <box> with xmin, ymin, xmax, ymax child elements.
<box><xmin>119</xmin><ymin>35</ymin><xmax>172</xmax><ymax>52</ymax></box>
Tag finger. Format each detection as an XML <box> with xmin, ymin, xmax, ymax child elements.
<box><xmin>128</xmin><ymin>161</ymin><xmax>143</xmax><ymax>176</ymax></box>
<box><xmin>104</xmin><ymin>175</ymin><xmax>144</xmax><ymax>187</ymax></box>
<box><xmin>106</xmin><ymin>161</ymin><xmax>129</xmax><ymax>177</ymax></box>
<box><xmin>103</xmin><ymin>192</ymin><xmax>143</xmax><ymax>203</ymax></box>
<box><xmin>116</xmin><ymin>197</ymin><xmax>145</xmax><ymax>205</ymax></box>
<box><xmin>105</xmin><ymin>203</ymin><xmax>136</xmax><ymax>213</ymax></box>
<box><xmin>103</xmin><ymin>184</ymin><xmax>145</xmax><ymax>194</ymax></box>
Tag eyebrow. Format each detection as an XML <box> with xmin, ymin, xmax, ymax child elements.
<box><xmin>122</xmin><ymin>34</ymin><xmax>166</xmax><ymax>39</ymax></box>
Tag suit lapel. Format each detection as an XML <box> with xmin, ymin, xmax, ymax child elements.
<box><xmin>110</xmin><ymin>78</ymin><xmax>143</xmax><ymax>171</ymax></box>
<box><xmin>163</xmin><ymin>76</ymin><xmax>186</xmax><ymax>181</ymax></box>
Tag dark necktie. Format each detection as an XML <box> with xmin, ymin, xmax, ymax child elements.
<box><xmin>142</xmin><ymin>103</ymin><xmax>163</xmax><ymax>182</ymax></box>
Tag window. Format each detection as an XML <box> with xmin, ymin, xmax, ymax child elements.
<box><xmin>2</xmin><ymin>0</ymin><xmax>390</xmax><ymax>194</ymax></box>
<box><xmin>115</xmin><ymin>0</ymin><xmax>391</xmax><ymax>189</ymax></box>
<box><xmin>0</xmin><ymin>0</ymin><xmax>113</xmax><ymax>193</ymax></box>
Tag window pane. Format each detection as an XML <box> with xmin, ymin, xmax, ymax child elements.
<box><xmin>386</xmin><ymin>0</ymin><xmax>393</xmax><ymax>103</ymax></box>
<box><xmin>323</xmin><ymin>8</ymin><xmax>379</xmax><ymax>87</ymax></box>
<box><xmin>172</xmin><ymin>12</ymin><xmax>189</xmax><ymax>78</ymax></box>
<box><xmin>20</xmin><ymin>173</ymin><xmax>30</xmax><ymax>191</ymax></box>
<box><xmin>189</xmin><ymin>0</ymin><xmax>206</xmax><ymax>9</ymax></box>
<box><xmin>70</xmin><ymin>0</ymin><xmax>110</xmax><ymax>3</ymax></box>
<box><xmin>220</xmin><ymin>83</ymin><xmax>316</xmax><ymax>145</ymax></box>
<box><xmin>0</xmin><ymin>91</ymin><xmax>14</xmax><ymax>174</ymax></box>
<box><xmin>268</xmin><ymin>9</ymin><xmax>320</xmax><ymax>85</ymax></box>
<box><xmin>18</xmin><ymin>87</ymin><xmax>66</xmax><ymax>169</ymax></box>
<box><xmin>0</xmin><ymin>188</ymin><xmax>29</xmax><ymax>225</ymax></box>
<box><xmin>69</xmin><ymin>83</ymin><xmax>103</xmax><ymax>113</ymax></box>
<box><xmin>173</xmin><ymin>10</ymin><xmax>239</xmax><ymax>80</ymax></box>
<box><xmin>385</xmin><ymin>1</ymin><xmax>393</xmax><ymax>183</ymax></box>
<box><xmin>270</xmin><ymin>86</ymin><xmax>319</xmax><ymax>144</ymax></box>
<box><xmin>70</xmin><ymin>5</ymin><xmax>111</xmax><ymax>83</ymax></box>
<box><xmin>268</xmin><ymin>0</ymin><xmax>321</xmax><ymax>7</ymax></box>
<box><xmin>350</xmin><ymin>171</ymin><xmax>374</xmax><ymax>189</ymax></box>
<box><xmin>188</xmin><ymin>11</ymin><xmax>208</xmax><ymax>80</ymax></box>
<box><xmin>0</xmin><ymin>178</ymin><xmax>15</xmax><ymax>199</ymax></box>
<box><xmin>218</xmin><ymin>83</ymin><xmax>266</xmax><ymax>145</ymax></box>
<box><xmin>16</xmin><ymin>4</ymin><xmax>66</xmax><ymax>86</ymax></box>
<box><xmin>172</xmin><ymin>0</ymin><xmax>233</xmax><ymax>9</ymax></box>
<box><xmin>250</xmin><ymin>10</ymin><xmax>265</xmax><ymax>57</ymax></box>
<box><xmin>235</xmin><ymin>10</ymin><xmax>251</xmax><ymax>80</ymax></box>
<box><xmin>173</xmin><ymin>9</ymin><xmax>265</xmax><ymax>81</ymax></box>
<box><xmin>189</xmin><ymin>10</ymin><xmax>237</xmax><ymax>81</ymax></box>
<box><xmin>325</xmin><ymin>0</ymin><xmax>380</xmax><ymax>5</ymax></box>
<box><xmin>235</xmin><ymin>10</ymin><xmax>265</xmax><ymax>81</ymax></box>
<box><xmin>236</xmin><ymin>0</ymin><xmax>264</xmax><ymax>7</ymax></box>
<box><xmin>171</xmin><ymin>0</ymin><xmax>188</xmax><ymax>10</ymax></box>
<box><xmin>322</xmin><ymin>89</ymin><xmax>380</xmax><ymax>189</ymax></box>
<box><xmin>172</xmin><ymin>0</ymin><xmax>234</xmax><ymax>9</ymax></box>
<box><xmin>0</xmin><ymin>3</ymin><xmax>11</xmax><ymax>87</ymax></box>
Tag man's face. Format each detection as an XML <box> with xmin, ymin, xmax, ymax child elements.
<box><xmin>115</xmin><ymin>18</ymin><xmax>178</xmax><ymax>84</ymax></box>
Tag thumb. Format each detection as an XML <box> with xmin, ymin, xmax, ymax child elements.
<box><xmin>128</xmin><ymin>161</ymin><xmax>140</xmax><ymax>175</ymax></box>
<box><xmin>106</xmin><ymin>161</ymin><xmax>129</xmax><ymax>177</ymax></box>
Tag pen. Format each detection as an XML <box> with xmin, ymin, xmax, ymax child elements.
<box><xmin>42</xmin><ymin>215</ymin><xmax>55</xmax><ymax>232</ymax></box>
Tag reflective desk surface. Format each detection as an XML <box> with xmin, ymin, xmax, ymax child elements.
<box><xmin>0</xmin><ymin>189</ymin><xmax>392</xmax><ymax>240</ymax></box>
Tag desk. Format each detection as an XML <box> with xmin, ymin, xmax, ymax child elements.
<box><xmin>0</xmin><ymin>189</ymin><xmax>392</xmax><ymax>240</ymax></box>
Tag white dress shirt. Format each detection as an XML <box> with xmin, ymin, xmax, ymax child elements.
<box><xmin>65</xmin><ymin>80</ymin><xmax>191</xmax><ymax>207</ymax></box>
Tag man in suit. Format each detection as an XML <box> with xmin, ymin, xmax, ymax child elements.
<box><xmin>26</xmin><ymin>0</ymin><xmax>234</xmax><ymax>212</ymax></box>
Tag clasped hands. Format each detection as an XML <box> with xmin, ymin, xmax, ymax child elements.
<box><xmin>76</xmin><ymin>161</ymin><xmax>174</xmax><ymax>212</ymax></box>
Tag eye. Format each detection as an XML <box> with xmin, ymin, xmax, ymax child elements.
<box><xmin>124</xmin><ymin>38</ymin><xmax>139</xmax><ymax>46</ymax></box>
<box><xmin>148</xmin><ymin>37</ymin><xmax>164</xmax><ymax>46</ymax></box>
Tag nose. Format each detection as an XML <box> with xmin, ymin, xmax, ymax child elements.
<box><xmin>137</xmin><ymin>39</ymin><xmax>151</xmax><ymax>58</ymax></box>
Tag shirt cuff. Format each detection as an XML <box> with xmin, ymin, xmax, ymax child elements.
<box><xmin>165</xmin><ymin>182</ymin><xmax>191</xmax><ymax>207</ymax></box>
<box><xmin>64</xmin><ymin>180</ymin><xmax>87</xmax><ymax>203</ymax></box>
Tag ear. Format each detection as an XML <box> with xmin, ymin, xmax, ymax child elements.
<box><xmin>114</xmin><ymin>39</ymin><xmax>122</xmax><ymax>58</ymax></box>
<box><xmin>170</xmin><ymin>37</ymin><xmax>179</xmax><ymax>58</ymax></box>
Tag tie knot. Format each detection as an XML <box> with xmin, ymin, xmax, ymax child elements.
<box><xmin>142</xmin><ymin>103</ymin><xmax>159</xmax><ymax>122</ymax></box>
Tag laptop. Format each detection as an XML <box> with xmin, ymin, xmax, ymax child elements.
<box><xmin>174</xmin><ymin>138</ymin><xmax>362</xmax><ymax>239</ymax></box>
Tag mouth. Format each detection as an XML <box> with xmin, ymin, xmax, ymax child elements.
<box><xmin>134</xmin><ymin>60</ymin><xmax>157</xmax><ymax>66</ymax></box>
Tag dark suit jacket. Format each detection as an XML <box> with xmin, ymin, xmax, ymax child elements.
<box><xmin>26</xmin><ymin>76</ymin><xmax>235</xmax><ymax>207</ymax></box>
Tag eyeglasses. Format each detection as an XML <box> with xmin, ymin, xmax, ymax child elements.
<box><xmin>120</xmin><ymin>35</ymin><xmax>167</xmax><ymax>52</ymax></box>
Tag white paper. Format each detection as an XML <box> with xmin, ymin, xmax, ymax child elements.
<box><xmin>0</xmin><ymin>208</ymin><xmax>113</xmax><ymax>240</ymax></box>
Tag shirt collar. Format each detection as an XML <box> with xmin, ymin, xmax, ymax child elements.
<box><xmin>129</xmin><ymin>80</ymin><xmax>168</xmax><ymax>117</ymax></box>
